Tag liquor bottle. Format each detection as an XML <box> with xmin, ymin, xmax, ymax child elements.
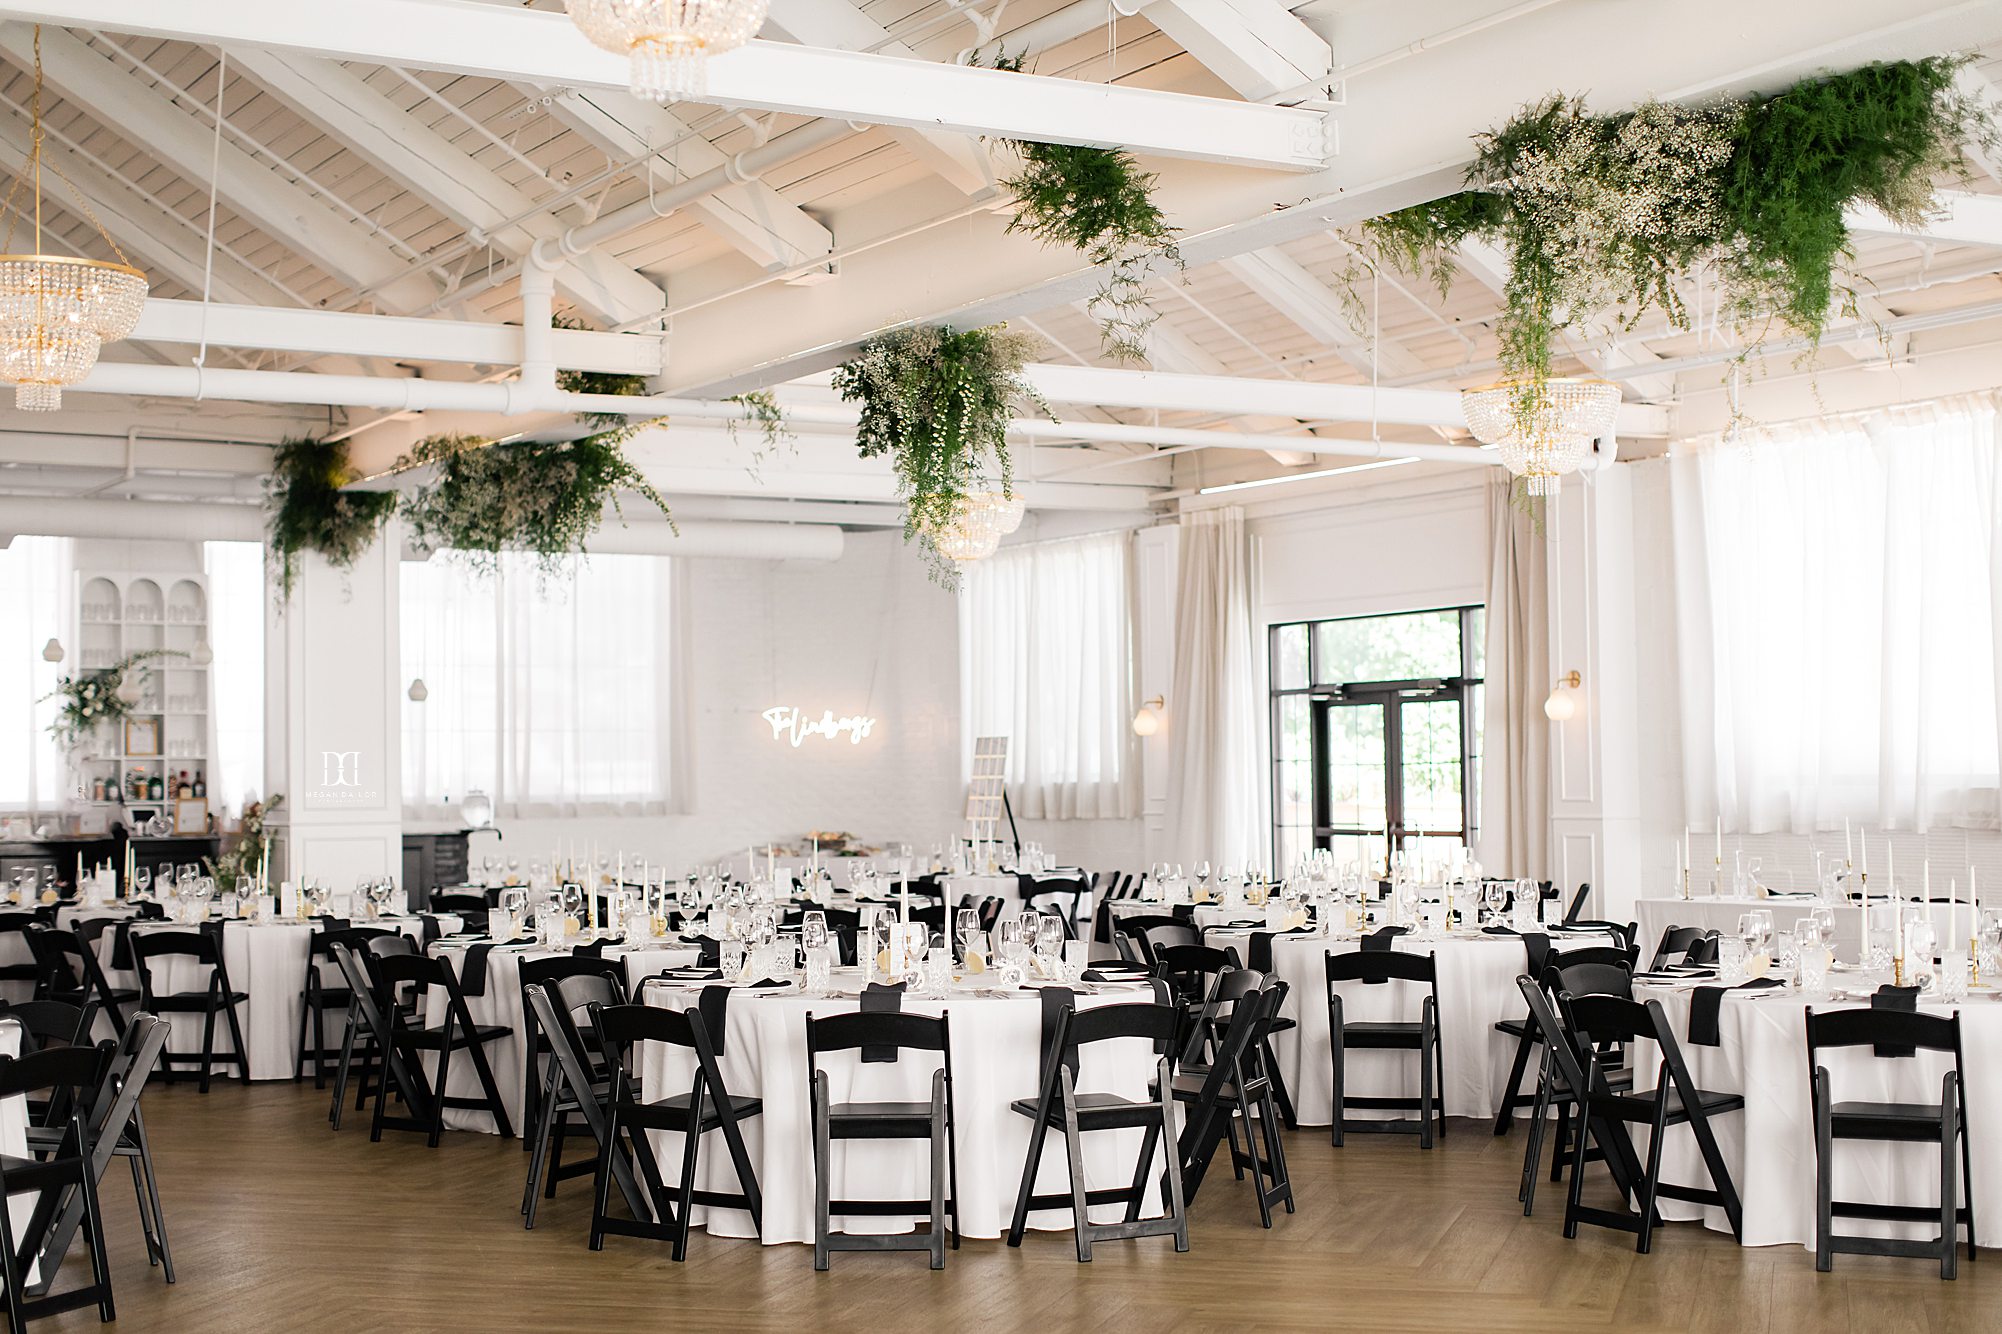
<box><xmin>192</xmin><ymin>772</ymin><xmax>205</xmax><ymax>799</ymax></box>
<box><xmin>147</xmin><ymin>774</ymin><xmax>163</xmax><ymax>802</ymax></box>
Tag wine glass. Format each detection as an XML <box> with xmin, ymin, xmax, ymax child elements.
<box><xmin>1034</xmin><ymin>913</ymin><xmax>1063</xmax><ymax>964</ymax></box>
<box><xmin>955</xmin><ymin>908</ymin><xmax>979</xmax><ymax>961</ymax></box>
<box><xmin>802</xmin><ymin>910</ymin><xmax>828</xmax><ymax>956</ymax></box>
<box><xmin>1193</xmin><ymin>860</ymin><xmax>1212</xmax><ymax>894</ymax></box>
<box><xmin>133</xmin><ymin>866</ymin><xmax>152</xmax><ymax>900</ymax></box>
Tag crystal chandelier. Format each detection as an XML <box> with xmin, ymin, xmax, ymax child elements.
<box><xmin>966</xmin><ymin>489</ymin><xmax>1025</xmax><ymax>535</ymax></box>
<box><xmin>565</xmin><ymin>0</ymin><xmax>772</xmax><ymax>103</ymax></box>
<box><xmin>0</xmin><ymin>28</ymin><xmax>148</xmax><ymax>412</ymax></box>
<box><xmin>1460</xmin><ymin>377</ymin><xmax>1620</xmax><ymax>496</ymax></box>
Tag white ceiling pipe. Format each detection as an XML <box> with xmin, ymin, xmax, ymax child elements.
<box><xmin>403</xmin><ymin>519</ymin><xmax>845</xmax><ymax>562</ymax></box>
<box><xmin>0</xmin><ymin>496</ymin><xmax>263</xmax><ymax>543</ymax></box>
<box><xmin>1008</xmin><ymin>417</ymin><xmax>1500</xmax><ymax>465</ymax></box>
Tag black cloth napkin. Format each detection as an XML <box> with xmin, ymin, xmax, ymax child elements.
<box><xmin>1362</xmin><ymin>925</ymin><xmax>1410</xmax><ymax>951</ymax></box>
<box><xmin>1687</xmin><ymin>977</ymin><xmax>1786</xmax><ymax>1046</ymax></box>
<box><xmin>1246</xmin><ymin>928</ymin><xmax>1311</xmax><ymax>974</ymax></box>
<box><xmin>1038</xmin><ymin>985</ymin><xmax>1079</xmax><ymax>1090</ymax></box>
<box><xmin>1483</xmin><ymin>926</ymin><xmax>1553</xmax><ymax>977</ymax></box>
<box><xmin>860</xmin><ymin>981</ymin><xmax>905</xmax><ymax>1063</ymax></box>
<box><xmin>1871</xmin><ymin>984</ymin><xmax>1920</xmax><ymax>1057</ymax></box>
<box><xmin>459</xmin><ymin>943</ymin><xmax>499</xmax><ymax>997</ymax></box>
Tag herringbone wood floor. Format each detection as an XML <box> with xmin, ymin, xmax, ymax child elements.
<box><xmin>26</xmin><ymin>1082</ymin><xmax>2002</xmax><ymax>1332</ymax></box>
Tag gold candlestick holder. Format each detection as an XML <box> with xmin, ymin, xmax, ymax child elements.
<box><xmin>1893</xmin><ymin>954</ymin><xmax>1906</xmax><ymax>988</ymax></box>
<box><xmin>1972</xmin><ymin>936</ymin><xmax>1982</xmax><ymax>988</ymax></box>
<box><xmin>1681</xmin><ymin>867</ymin><xmax>1690</xmax><ymax>901</ymax></box>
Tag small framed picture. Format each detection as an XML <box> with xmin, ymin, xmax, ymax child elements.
<box><xmin>173</xmin><ymin>797</ymin><xmax>208</xmax><ymax>836</ymax></box>
<box><xmin>125</xmin><ymin>718</ymin><xmax>160</xmax><ymax>756</ymax></box>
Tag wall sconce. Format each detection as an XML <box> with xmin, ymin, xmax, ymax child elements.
<box><xmin>407</xmin><ymin>678</ymin><xmax>429</xmax><ymax>702</ymax></box>
<box><xmin>1544</xmin><ymin>670</ymin><xmax>1582</xmax><ymax>721</ymax></box>
<box><xmin>1132</xmin><ymin>695</ymin><xmax>1165</xmax><ymax>737</ymax></box>
<box><xmin>40</xmin><ymin>638</ymin><xmax>62</xmax><ymax>663</ymax></box>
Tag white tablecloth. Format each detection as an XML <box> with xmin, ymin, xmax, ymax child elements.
<box><xmin>110</xmin><ymin>916</ymin><xmax>435</xmax><ymax>1080</ymax></box>
<box><xmin>1634</xmin><ymin>896</ymin><xmax>1889</xmax><ymax>966</ymax></box>
<box><xmin>426</xmin><ymin>938</ymin><xmax>703</xmax><ymax>1133</ymax></box>
<box><xmin>1205</xmin><ymin>927</ymin><xmax>1610</xmax><ymax>1123</ymax></box>
<box><xmin>638</xmin><ymin>976</ymin><xmax>1161</xmax><ymax>1243</ymax></box>
<box><xmin>1636</xmin><ymin>976</ymin><xmax>2002</xmax><ymax>1250</ymax></box>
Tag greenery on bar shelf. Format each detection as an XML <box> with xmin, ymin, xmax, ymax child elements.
<box><xmin>265</xmin><ymin>438</ymin><xmax>399</xmax><ymax>596</ymax></box>
<box><xmin>831</xmin><ymin>322</ymin><xmax>1053</xmax><ymax>587</ymax></box>
<box><xmin>1342</xmin><ymin>56</ymin><xmax>1992</xmax><ymax>403</ymax></box>
<box><xmin>983</xmin><ymin>50</ymin><xmax>1182</xmax><ymax>363</ymax></box>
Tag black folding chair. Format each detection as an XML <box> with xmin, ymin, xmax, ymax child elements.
<box><xmin>130</xmin><ymin>930</ymin><xmax>249</xmax><ymax>1092</ymax></box>
<box><xmin>517</xmin><ymin>955</ymin><xmax>626</xmax><ymax>1159</ymax></box>
<box><xmin>519</xmin><ymin>983</ymin><xmax>642</xmax><ymax>1230</ymax></box>
<box><xmin>1112</xmin><ymin>915</ymin><xmax>1191</xmax><ymax>967</ymax></box>
<box><xmin>327</xmin><ymin>944</ymin><xmax>434</xmax><ymax>1139</ymax></box>
<box><xmin>1171</xmin><ymin>980</ymin><xmax>1292</xmax><ymax>1227</ymax></box>
<box><xmin>519</xmin><ymin>970</ymin><xmax>623</xmax><ymax>1218</ymax></box>
<box><xmin>1174</xmin><ymin>975</ymin><xmax>1286</xmax><ymax>1206</ymax></box>
<box><xmin>0</xmin><ymin>1039</ymin><xmax>117</xmax><ymax>1328</ymax></box>
<box><xmin>371</xmin><ymin>953</ymin><xmax>515</xmax><ymax>1145</ymax></box>
<box><xmin>295</xmin><ymin>925</ymin><xmax>399</xmax><ymax>1087</ymax></box>
<box><xmin>1007</xmin><ymin>1000</ymin><xmax>1188</xmax><ymax>1261</ymax></box>
<box><xmin>429</xmin><ymin>892</ymin><xmax>492</xmax><ymax>916</ymax></box>
<box><xmin>1805</xmin><ymin>1006</ymin><xmax>1974</xmax><ymax>1277</ymax></box>
<box><xmin>588</xmin><ymin>1002</ymin><xmax>762</xmax><ymax>1260</ymax></box>
<box><xmin>1326</xmin><ymin>949</ymin><xmax>1445</xmax><ymax>1147</ymax></box>
<box><xmin>27</xmin><ymin>1013</ymin><xmax>172</xmax><ymax>1290</ymax></box>
<box><xmin>1646</xmin><ymin>925</ymin><xmax>1712</xmax><ymax>971</ymax></box>
<box><xmin>1557</xmin><ymin>992</ymin><xmax>1744</xmax><ymax>1252</ymax></box>
<box><xmin>806</xmin><ymin>1009</ymin><xmax>958</xmax><ymax>1270</ymax></box>
<box><xmin>27</xmin><ymin>927</ymin><xmax>138</xmax><ymax>1036</ymax></box>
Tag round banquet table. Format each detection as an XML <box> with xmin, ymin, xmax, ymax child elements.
<box><xmin>1637</xmin><ymin>973</ymin><xmax>2002</xmax><ymax>1250</ymax></box>
<box><xmin>425</xmin><ymin>937</ymin><xmax>703</xmax><ymax>1133</ymax></box>
<box><xmin>107</xmin><ymin>916</ymin><xmax>441</xmax><ymax>1081</ymax></box>
<box><xmin>1632</xmin><ymin>896</ymin><xmax>1891</xmax><ymax>967</ymax></box>
<box><xmin>1205</xmin><ymin>925</ymin><xmax>1612</xmax><ymax>1123</ymax></box>
<box><xmin>637</xmin><ymin>973</ymin><xmax>1162</xmax><ymax>1244</ymax></box>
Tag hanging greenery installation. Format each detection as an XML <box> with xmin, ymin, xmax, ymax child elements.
<box><xmin>265</xmin><ymin>438</ymin><xmax>400</xmax><ymax>596</ymax></box>
<box><xmin>1344</xmin><ymin>56</ymin><xmax>1990</xmax><ymax>402</ymax></box>
<box><xmin>831</xmin><ymin>323</ymin><xmax>1053</xmax><ymax>586</ymax></box>
<box><xmin>725</xmin><ymin>388</ymin><xmax>794</xmax><ymax>476</ymax></box>
<box><xmin>984</xmin><ymin>52</ymin><xmax>1182</xmax><ymax>363</ymax></box>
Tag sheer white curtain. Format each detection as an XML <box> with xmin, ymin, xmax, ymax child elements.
<box><xmin>1477</xmin><ymin>475</ymin><xmax>1550</xmax><ymax>876</ymax></box>
<box><xmin>401</xmin><ymin>553</ymin><xmax>675</xmax><ymax>819</ymax></box>
<box><xmin>203</xmin><ymin>541</ymin><xmax>265</xmax><ymax>813</ymax></box>
<box><xmin>959</xmin><ymin>530</ymin><xmax>1137</xmax><ymax>818</ymax></box>
<box><xmin>1167</xmin><ymin>507</ymin><xmax>1263</xmax><ymax>866</ymax></box>
<box><xmin>0</xmin><ymin>537</ymin><xmax>73</xmax><ymax>813</ymax></box>
<box><xmin>1672</xmin><ymin>394</ymin><xmax>2002</xmax><ymax>833</ymax></box>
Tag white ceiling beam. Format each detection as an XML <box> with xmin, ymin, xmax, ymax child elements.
<box><xmin>129</xmin><ymin>299</ymin><xmax>664</xmax><ymax>374</ymax></box>
<box><xmin>0</xmin><ymin>117</ymin><xmax>285</xmax><ymax>307</ymax></box>
<box><xmin>0</xmin><ymin>24</ymin><xmax>440</xmax><ymax>312</ymax></box>
<box><xmin>1022</xmin><ymin>362</ymin><xmax>1671</xmax><ymax>435</ymax></box>
<box><xmin>1142</xmin><ymin>0</ymin><xmax>1331</xmax><ymax>102</ymax></box>
<box><xmin>651</xmin><ymin>0</ymin><xmax>1992</xmax><ymax>396</ymax></box>
<box><xmin>1143</xmin><ymin>320</ymin><xmax>1228</xmax><ymax>377</ymax></box>
<box><xmin>1221</xmin><ymin>247</ymin><xmax>1424</xmax><ymax>376</ymax></box>
<box><xmin>761</xmin><ymin>0</ymin><xmax>997</xmax><ymax>197</ymax></box>
<box><xmin>541</xmin><ymin>90</ymin><xmax>832</xmax><ymax>273</ymax></box>
<box><xmin>229</xmin><ymin>50</ymin><xmax>663</xmax><ymax>326</ymax></box>
<box><xmin>1</xmin><ymin>0</ymin><xmax>1333</xmax><ymax>172</ymax></box>
<box><xmin>1847</xmin><ymin>190</ymin><xmax>2002</xmax><ymax>249</ymax></box>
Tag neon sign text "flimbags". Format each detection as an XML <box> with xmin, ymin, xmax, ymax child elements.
<box><xmin>761</xmin><ymin>706</ymin><xmax>879</xmax><ymax>747</ymax></box>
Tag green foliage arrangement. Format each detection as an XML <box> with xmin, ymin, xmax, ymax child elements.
<box><xmin>41</xmin><ymin>649</ymin><xmax>185</xmax><ymax>754</ymax></box>
<box><xmin>986</xmin><ymin>52</ymin><xmax>1182</xmax><ymax>362</ymax></box>
<box><xmin>554</xmin><ymin>312</ymin><xmax>653</xmax><ymax>447</ymax></box>
<box><xmin>398</xmin><ymin>433</ymin><xmax>674</xmax><ymax>575</ymax></box>
<box><xmin>1344</xmin><ymin>57</ymin><xmax>1989</xmax><ymax>406</ymax></box>
<box><xmin>725</xmin><ymin>388</ymin><xmax>794</xmax><ymax>475</ymax></box>
<box><xmin>830</xmin><ymin>323</ymin><xmax>1053</xmax><ymax>586</ymax></box>
<box><xmin>264</xmin><ymin>438</ymin><xmax>399</xmax><ymax>595</ymax></box>
<box><xmin>206</xmin><ymin>793</ymin><xmax>283</xmax><ymax>893</ymax></box>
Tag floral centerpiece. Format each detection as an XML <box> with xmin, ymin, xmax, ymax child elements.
<box><xmin>206</xmin><ymin>794</ymin><xmax>283</xmax><ymax>894</ymax></box>
<box><xmin>41</xmin><ymin>648</ymin><xmax>184</xmax><ymax>755</ymax></box>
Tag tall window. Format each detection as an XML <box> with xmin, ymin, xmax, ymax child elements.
<box><xmin>0</xmin><ymin>537</ymin><xmax>73</xmax><ymax>813</ymax></box>
<box><xmin>1269</xmin><ymin>607</ymin><xmax>1484</xmax><ymax>870</ymax></box>
<box><xmin>401</xmin><ymin>553</ymin><xmax>675</xmax><ymax>818</ymax></box>
<box><xmin>959</xmin><ymin>531</ymin><xmax>1137</xmax><ymax>819</ymax></box>
<box><xmin>203</xmin><ymin>541</ymin><xmax>265</xmax><ymax>813</ymax></box>
<box><xmin>1673</xmin><ymin>394</ymin><xmax>2002</xmax><ymax>832</ymax></box>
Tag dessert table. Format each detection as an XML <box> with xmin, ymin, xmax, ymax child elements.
<box><xmin>425</xmin><ymin>936</ymin><xmax>704</xmax><ymax>1133</ymax></box>
<box><xmin>637</xmin><ymin>972</ymin><xmax>1161</xmax><ymax>1243</ymax></box>
<box><xmin>1636</xmin><ymin>973</ymin><xmax>2002</xmax><ymax>1249</ymax></box>
<box><xmin>1205</xmin><ymin>924</ymin><xmax>1613</xmax><ymax>1123</ymax></box>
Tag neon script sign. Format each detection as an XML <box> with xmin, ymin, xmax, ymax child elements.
<box><xmin>762</xmin><ymin>706</ymin><xmax>879</xmax><ymax>748</ymax></box>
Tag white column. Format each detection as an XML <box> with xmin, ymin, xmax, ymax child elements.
<box><xmin>1545</xmin><ymin>469</ymin><xmax>1643</xmax><ymax>923</ymax></box>
<box><xmin>265</xmin><ymin>520</ymin><xmax>403</xmax><ymax>891</ymax></box>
